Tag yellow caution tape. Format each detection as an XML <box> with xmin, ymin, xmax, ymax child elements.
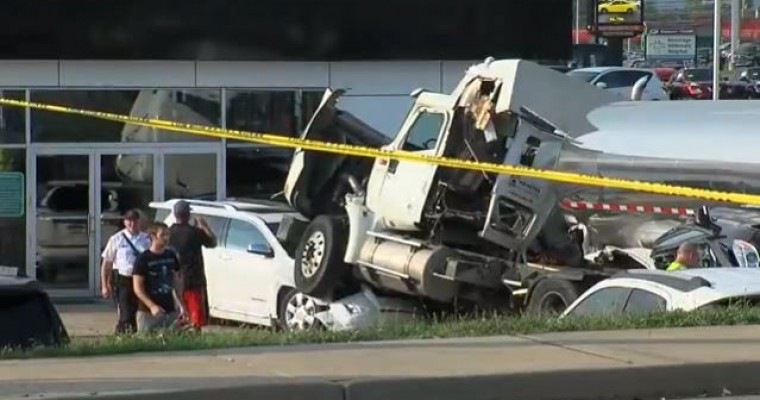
<box><xmin>2</xmin><ymin>97</ymin><xmax>760</xmax><ymax>206</ymax></box>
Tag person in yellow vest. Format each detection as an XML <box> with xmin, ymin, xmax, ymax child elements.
<box><xmin>666</xmin><ymin>242</ymin><xmax>701</xmax><ymax>271</ymax></box>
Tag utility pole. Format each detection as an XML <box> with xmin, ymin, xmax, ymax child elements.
<box><xmin>713</xmin><ymin>0</ymin><xmax>721</xmax><ymax>100</ymax></box>
<box><xmin>575</xmin><ymin>0</ymin><xmax>581</xmax><ymax>44</ymax></box>
<box><xmin>730</xmin><ymin>0</ymin><xmax>741</xmax><ymax>71</ymax></box>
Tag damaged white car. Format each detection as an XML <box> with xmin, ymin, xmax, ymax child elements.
<box><xmin>581</xmin><ymin>206</ymin><xmax>760</xmax><ymax>272</ymax></box>
<box><xmin>151</xmin><ymin>198</ymin><xmax>419</xmax><ymax>332</ymax></box>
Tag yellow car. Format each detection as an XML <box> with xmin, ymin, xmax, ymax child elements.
<box><xmin>598</xmin><ymin>0</ymin><xmax>638</xmax><ymax>14</ymax></box>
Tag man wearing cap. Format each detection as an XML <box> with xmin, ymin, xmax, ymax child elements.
<box><xmin>168</xmin><ymin>200</ymin><xmax>216</xmax><ymax>331</ymax></box>
<box><xmin>100</xmin><ymin>209</ymin><xmax>151</xmax><ymax>334</ymax></box>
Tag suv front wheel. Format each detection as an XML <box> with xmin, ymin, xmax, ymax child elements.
<box><xmin>278</xmin><ymin>287</ymin><xmax>325</xmax><ymax>332</ymax></box>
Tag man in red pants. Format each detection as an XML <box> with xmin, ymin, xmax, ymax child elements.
<box><xmin>168</xmin><ymin>200</ymin><xmax>217</xmax><ymax>331</ymax></box>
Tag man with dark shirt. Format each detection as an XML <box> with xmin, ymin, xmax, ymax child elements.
<box><xmin>133</xmin><ymin>222</ymin><xmax>186</xmax><ymax>333</ymax></box>
<box><xmin>168</xmin><ymin>200</ymin><xmax>216</xmax><ymax>331</ymax></box>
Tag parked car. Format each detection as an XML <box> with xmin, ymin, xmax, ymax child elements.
<box><xmin>560</xmin><ymin>267</ymin><xmax>760</xmax><ymax>318</ymax></box>
<box><xmin>718</xmin><ymin>67</ymin><xmax>760</xmax><ymax>99</ymax></box>
<box><xmin>664</xmin><ymin>68</ymin><xmax>714</xmax><ymax>100</ymax></box>
<box><xmin>36</xmin><ymin>180</ymin><xmax>152</xmax><ymax>285</ymax></box>
<box><xmin>0</xmin><ymin>274</ymin><xmax>70</xmax><ymax>350</ymax></box>
<box><xmin>732</xmin><ymin>42</ymin><xmax>760</xmax><ymax>67</ymax></box>
<box><xmin>597</xmin><ymin>0</ymin><xmax>639</xmax><ymax>14</ymax></box>
<box><xmin>150</xmin><ymin>198</ymin><xmax>419</xmax><ymax>332</ymax></box>
<box><xmin>566</xmin><ymin>67</ymin><xmax>669</xmax><ymax>101</ymax></box>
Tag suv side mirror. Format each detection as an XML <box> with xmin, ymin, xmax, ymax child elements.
<box><xmin>247</xmin><ymin>243</ymin><xmax>274</xmax><ymax>258</ymax></box>
<box><xmin>595</xmin><ymin>81</ymin><xmax>608</xmax><ymax>89</ymax></box>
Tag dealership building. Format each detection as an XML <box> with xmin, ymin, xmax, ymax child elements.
<box><xmin>0</xmin><ymin>0</ymin><xmax>570</xmax><ymax>299</ymax></box>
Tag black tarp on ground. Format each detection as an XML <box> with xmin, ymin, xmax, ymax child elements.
<box><xmin>0</xmin><ymin>276</ymin><xmax>69</xmax><ymax>350</ymax></box>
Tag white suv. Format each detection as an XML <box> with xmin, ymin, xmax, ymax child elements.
<box><xmin>150</xmin><ymin>198</ymin><xmax>418</xmax><ymax>331</ymax></box>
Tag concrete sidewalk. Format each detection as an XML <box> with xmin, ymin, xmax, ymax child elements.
<box><xmin>55</xmin><ymin>301</ymin><xmax>118</xmax><ymax>338</ymax></box>
<box><xmin>3</xmin><ymin>325</ymin><xmax>760</xmax><ymax>398</ymax></box>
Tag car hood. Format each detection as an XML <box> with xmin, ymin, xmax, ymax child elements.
<box><xmin>282</xmin><ymin>89</ymin><xmax>391</xmax><ymax>218</ymax></box>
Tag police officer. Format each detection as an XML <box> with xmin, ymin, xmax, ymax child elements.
<box><xmin>666</xmin><ymin>242</ymin><xmax>700</xmax><ymax>271</ymax></box>
<box><xmin>100</xmin><ymin>209</ymin><xmax>151</xmax><ymax>334</ymax></box>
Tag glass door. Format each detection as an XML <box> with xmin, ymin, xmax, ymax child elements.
<box><xmin>31</xmin><ymin>149</ymin><xmax>96</xmax><ymax>296</ymax></box>
<box><xmin>94</xmin><ymin>150</ymin><xmax>158</xmax><ymax>296</ymax></box>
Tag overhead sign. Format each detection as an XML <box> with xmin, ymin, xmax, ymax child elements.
<box><xmin>646</xmin><ymin>33</ymin><xmax>696</xmax><ymax>62</ymax></box>
<box><xmin>0</xmin><ymin>172</ymin><xmax>24</xmax><ymax>218</ymax></box>
<box><xmin>592</xmin><ymin>0</ymin><xmax>645</xmax><ymax>38</ymax></box>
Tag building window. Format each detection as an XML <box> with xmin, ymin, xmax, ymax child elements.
<box><xmin>165</xmin><ymin>153</ymin><xmax>218</xmax><ymax>200</ymax></box>
<box><xmin>225</xmin><ymin>89</ymin><xmax>324</xmax><ymax>144</ymax></box>
<box><xmin>224</xmin><ymin>89</ymin><xmax>323</xmax><ymax>200</ymax></box>
<box><xmin>0</xmin><ymin>90</ymin><xmax>27</xmax><ymax>144</ymax></box>
<box><xmin>0</xmin><ymin>148</ymin><xmax>26</xmax><ymax>274</ymax></box>
<box><xmin>30</xmin><ymin>89</ymin><xmax>221</xmax><ymax>143</ymax></box>
<box><xmin>225</xmin><ymin>146</ymin><xmax>293</xmax><ymax>200</ymax></box>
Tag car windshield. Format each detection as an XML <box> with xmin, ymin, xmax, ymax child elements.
<box><xmin>684</xmin><ymin>69</ymin><xmax>712</xmax><ymax>81</ymax></box>
<box><xmin>567</xmin><ymin>71</ymin><xmax>600</xmax><ymax>83</ymax></box>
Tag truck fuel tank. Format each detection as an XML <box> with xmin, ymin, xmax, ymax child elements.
<box><xmin>356</xmin><ymin>239</ymin><xmax>459</xmax><ymax>303</ymax></box>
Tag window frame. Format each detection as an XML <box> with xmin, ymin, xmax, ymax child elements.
<box><xmin>399</xmin><ymin>108</ymin><xmax>447</xmax><ymax>152</ymax></box>
<box><xmin>596</xmin><ymin>70</ymin><xmax>651</xmax><ymax>89</ymax></box>
<box><xmin>568</xmin><ymin>281</ymin><xmax>673</xmax><ymax>318</ymax></box>
<box><xmin>223</xmin><ymin>217</ymin><xmax>273</xmax><ymax>254</ymax></box>
<box><xmin>567</xmin><ymin>286</ymin><xmax>633</xmax><ymax>317</ymax></box>
<box><xmin>622</xmin><ymin>288</ymin><xmax>668</xmax><ymax>315</ymax></box>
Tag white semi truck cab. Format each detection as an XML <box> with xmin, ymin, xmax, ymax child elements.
<box><xmin>278</xmin><ymin>58</ymin><xmax>633</xmax><ymax>311</ymax></box>
<box><xmin>279</xmin><ymin>58</ymin><xmax>760</xmax><ymax>312</ymax></box>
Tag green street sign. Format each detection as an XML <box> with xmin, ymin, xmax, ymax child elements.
<box><xmin>0</xmin><ymin>172</ymin><xmax>24</xmax><ymax>218</ymax></box>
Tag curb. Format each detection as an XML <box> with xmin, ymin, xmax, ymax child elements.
<box><xmin>9</xmin><ymin>361</ymin><xmax>760</xmax><ymax>400</ymax></box>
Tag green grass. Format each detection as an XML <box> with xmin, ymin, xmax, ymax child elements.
<box><xmin>4</xmin><ymin>305</ymin><xmax>760</xmax><ymax>360</ymax></box>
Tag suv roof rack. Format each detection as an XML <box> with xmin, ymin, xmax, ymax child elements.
<box><xmin>175</xmin><ymin>199</ymin><xmax>240</xmax><ymax>211</ymax></box>
<box><xmin>159</xmin><ymin>198</ymin><xmax>295</xmax><ymax>214</ymax></box>
<box><xmin>611</xmin><ymin>269</ymin><xmax>711</xmax><ymax>292</ymax></box>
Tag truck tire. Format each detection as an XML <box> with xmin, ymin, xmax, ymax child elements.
<box><xmin>526</xmin><ymin>278</ymin><xmax>582</xmax><ymax>315</ymax></box>
<box><xmin>294</xmin><ymin>215</ymin><xmax>350</xmax><ymax>299</ymax></box>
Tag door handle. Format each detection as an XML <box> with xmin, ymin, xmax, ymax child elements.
<box><xmin>388</xmin><ymin>159</ymin><xmax>399</xmax><ymax>174</ymax></box>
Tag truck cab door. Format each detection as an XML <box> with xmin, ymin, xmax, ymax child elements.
<box><xmin>366</xmin><ymin>106</ymin><xmax>450</xmax><ymax>231</ymax></box>
<box><xmin>479</xmin><ymin>114</ymin><xmax>565</xmax><ymax>252</ymax></box>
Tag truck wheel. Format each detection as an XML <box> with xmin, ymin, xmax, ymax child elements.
<box><xmin>294</xmin><ymin>215</ymin><xmax>350</xmax><ymax>299</ymax></box>
<box><xmin>526</xmin><ymin>278</ymin><xmax>582</xmax><ymax>315</ymax></box>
